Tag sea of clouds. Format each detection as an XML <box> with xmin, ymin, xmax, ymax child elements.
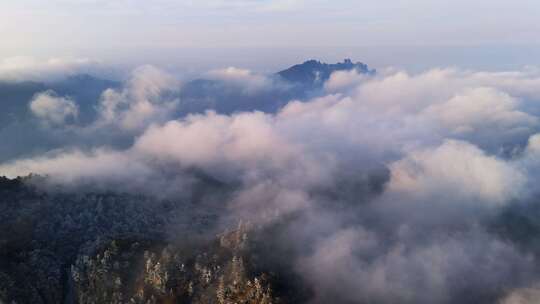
<box><xmin>2</xmin><ymin>58</ymin><xmax>540</xmax><ymax>303</ymax></box>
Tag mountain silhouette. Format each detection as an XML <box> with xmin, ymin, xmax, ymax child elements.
<box><xmin>277</xmin><ymin>58</ymin><xmax>374</xmax><ymax>88</ymax></box>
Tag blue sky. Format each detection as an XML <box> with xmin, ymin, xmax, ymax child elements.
<box><xmin>1</xmin><ymin>0</ymin><xmax>539</xmax><ymax>70</ymax></box>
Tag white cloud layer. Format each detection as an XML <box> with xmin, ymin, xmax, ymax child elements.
<box><xmin>500</xmin><ymin>284</ymin><xmax>540</xmax><ymax>304</ymax></box>
<box><xmin>3</xmin><ymin>64</ymin><xmax>540</xmax><ymax>303</ymax></box>
<box><xmin>0</xmin><ymin>57</ymin><xmax>99</xmax><ymax>82</ymax></box>
<box><xmin>387</xmin><ymin>139</ymin><xmax>525</xmax><ymax>205</ymax></box>
<box><xmin>29</xmin><ymin>90</ymin><xmax>79</xmax><ymax>125</ymax></box>
<box><xmin>5</xmin><ymin>66</ymin><xmax>540</xmax><ymax>201</ymax></box>
<box><xmin>206</xmin><ymin>67</ymin><xmax>277</xmax><ymax>93</ymax></box>
<box><xmin>96</xmin><ymin>65</ymin><xmax>179</xmax><ymax>131</ymax></box>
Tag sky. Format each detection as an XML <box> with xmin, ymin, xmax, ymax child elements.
<box><xmin>1</xmin><ymin>0</ymin><xmax>540</xmax><ymax>71</ymax></box>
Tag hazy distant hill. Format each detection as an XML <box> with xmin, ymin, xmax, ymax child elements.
<box><xmin>177</xmin><ymin>77</ymin><xmax>295</xmax><ymax>115</ymax></box>
<box><xmin>0</xmin><ymin>81</ymin><xmax>47</xmax><ymax>126</ymax></box>
<box><xmin>0</xmin><ymin>75</ymin><xmax>119</xmax><ymax>128</ymax></box>
<box><xmin>0</xmin><ymin>60</ymin><xmax>373</xmax><ymax>162</ymax></box>
<box><xmin>178</xmin><ymin>59</ymin><xmax>374</xmax><ymax>115</ymax></box>
<box><xmin>48</xmin><ymin>74</ymin><xmax>121</xmax><ymax>124</ymax></box>
<box><xmin>0</xmin><ymin>60</ymin><xmax>372</xmax><ymax>126</ymax></box>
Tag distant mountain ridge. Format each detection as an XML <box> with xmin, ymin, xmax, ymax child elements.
<box><xmin>0</xmin><ymin>59</ymin><xmax>374</xmax><ymax>162</ymax></box>
<box><xmin>277</xmin><ymin>58</ymin><xmax>374</xmax><ymax>87</ymax></box>
<box><xmin>178</xmin><ymin>59</ymin><xmax>375</xmax><ymax>114</ymax></box>
<box><xmin>0</xmin><ymin>59</ymin><xmax>372</xmax><ymax>123</ymax></box>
